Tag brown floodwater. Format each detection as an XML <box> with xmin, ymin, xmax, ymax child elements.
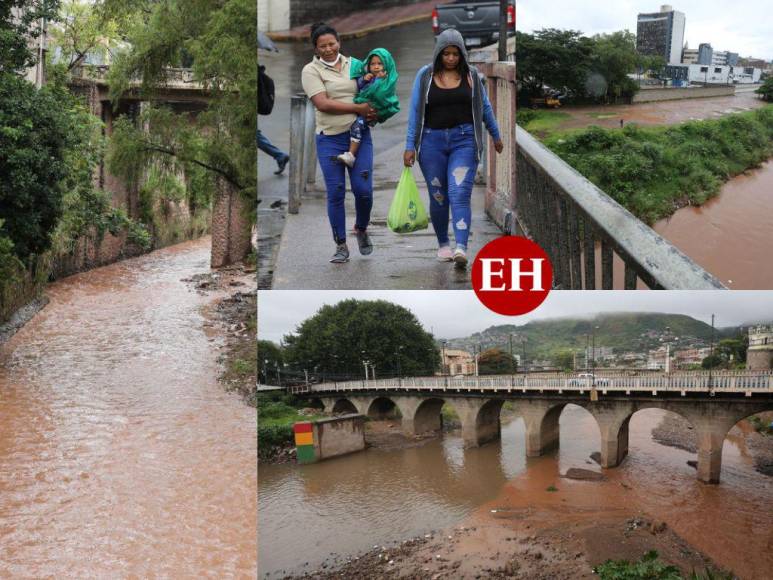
<box><xmin>258</xmin><ymin>406</ymin><xmax>773</xmax><ymax>579</ymax></box>
<box><xmin>653</xmin><ymin>160</ymin><xmax>773</xmax><ymax>289</ymax></box>
<box><xmin>0</xmin><ymin>237</ymin><xmax>257</xmax><ymax>577</ymax></box>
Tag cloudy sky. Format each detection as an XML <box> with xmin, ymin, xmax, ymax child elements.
<box><xmin>258</xmin><ymin>291</ymin><xmax>773</xmax><ymax>343</ymax></box>
<box><xmin>517</xmin><ymin>0</ymin><xmax>773</xmax><ymax>60</ymax></box>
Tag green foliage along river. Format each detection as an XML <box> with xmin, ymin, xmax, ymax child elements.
<box><xmin>528</xmin><ymin>107</ymin><xmax>773</xmax><ymax>224</ymax></box>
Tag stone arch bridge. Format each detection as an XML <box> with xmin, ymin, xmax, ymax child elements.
<box><xmin>289</xmin><ymin>371</ymin><xmax>773</xmax><ymax>484</ymax></box>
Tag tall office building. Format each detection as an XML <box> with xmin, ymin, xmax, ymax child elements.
<box><xmin>636</xmin><ymin>5</ymin><xmax>686</xmax><ymax>64</ymax></box>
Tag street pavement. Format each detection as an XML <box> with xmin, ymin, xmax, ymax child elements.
<box><xmin>259</xmin><ymin>20</ymin><xmax>504</xmax><ymax>290</ymax></box>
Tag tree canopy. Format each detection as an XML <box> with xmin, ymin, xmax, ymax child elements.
<box><xmin>478</xmin><ymin>348</ymin><xmax>517</xmax><ymax>375</ymax></box>
<box><xmin>282</xmin><ymin>300</ymin><xmax>440</xmax><ymax>379</ymax></box>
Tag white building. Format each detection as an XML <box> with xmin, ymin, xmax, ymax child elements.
<box><xmin>682</xmin><ymin>48</ymin><xmax>698</xmax><ymax>64</ymax></box>
<box><xmin>636</xmin><ymin>5</ymin><xmax>686</xmax><ymax>64</ymax></box>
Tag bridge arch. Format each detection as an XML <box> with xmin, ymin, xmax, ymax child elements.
<box><xmin>307</xmin><ymin>397</ymin><xmax>325</xmax><ymax>411</ymax></box>
<box><xmin>331</xmin><ymin>398</ymin><xmax>359</xmax><ymax>415</ymax></box>
<box><xmin>367</xmin><ymin>397</ymin><xmax>402</xmax><ymax>420</ymax></box>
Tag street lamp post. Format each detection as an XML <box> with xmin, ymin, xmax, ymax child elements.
<box><xmin>592</xmin><ymin>325</ymin><xmax>600</xmax><ymax>386</ymax></box>
<box><xmin>708</xmin><ymin>314</ymin><xmax>716</xmax><ymax>392</ymax></box>
<box><xmin>396</xmin><ymin>345</ymin><xmax>404</xmax><ymax>378</ymax></box>
<box><xmin>522</xmin><ymin>338</ymin><xmax>527</xmax><ymax>374</ymax></box>
<box><xmin>441</xmin><ymin>340</ymin><xmax>448</xmax><ymax>376</ymax></box>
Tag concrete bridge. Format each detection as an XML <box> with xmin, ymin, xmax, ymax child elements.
<box><xmin>290</xmin><ymin>371</ymin><xmax>773</xmax><ymax>484</ymax></box>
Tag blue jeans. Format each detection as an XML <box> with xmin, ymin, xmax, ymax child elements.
<box><xmin>316</xmin><ymin>128</ymin><xmax>373</xmax><ymax>244</ymax></box>
<box><xmin>417</xmin><ymin>123</ymin><xmax>477</xmax><ymax>249</ymax></box>
<box><xmin>256</xmin><ymin>129</ymin><xmax>288</xmax><ymax>162</ymax></box>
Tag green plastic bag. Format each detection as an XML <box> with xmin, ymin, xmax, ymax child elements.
<box><xmin>387</xmin><ymin>168</ymin><xmax>429</xmax><ymax>234</ymax></box>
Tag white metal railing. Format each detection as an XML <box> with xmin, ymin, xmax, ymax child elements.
<box><xmin>288</xmin><ymin>370</ymin><xmax>773</xmax><ymax>395</ymax></box>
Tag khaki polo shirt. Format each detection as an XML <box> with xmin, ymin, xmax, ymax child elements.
<box><xmin>301</xmin><ymin>55</ymin><xmax>358</xmax><ymax>135</ymax></box>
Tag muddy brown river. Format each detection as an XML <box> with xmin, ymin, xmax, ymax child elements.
<box><xmin>259</xmin><ymin>406</ymin><xmax>773</xmax><ymax>579</ymax></box>
<box><xmin>653</xmin><ymin>160</ymin><xmax>773</xmax><ymax>289</ymax></box>
<box><xmin>0</xmin><ymin>237</ymin><xmax>257</xmax><ymax>577</ymax></box>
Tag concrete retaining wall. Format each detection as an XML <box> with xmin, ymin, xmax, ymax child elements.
<box><xmin>632</xmin><ymin>86</ymin><xmax>735</xmax><ymax>103</ymax></box>
<box><xmin>748</xmin><ymin>350</ymin><xmax>773</xmax><ymax>370</ymax></box>
<box><xmin>314</xmin><ymin>414</ymin><xmax>366</xmax><ymax>461</ymax></box>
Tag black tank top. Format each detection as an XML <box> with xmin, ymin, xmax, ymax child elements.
<box><xmin>424</xmin><ymin>74</ymin><xmax>473</xmax><ymax>129</ymax></box>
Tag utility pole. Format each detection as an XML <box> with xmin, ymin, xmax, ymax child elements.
<box><xmin>509</xmin><ymin>334</ymin><xmax>514</xmax><ymax>374</ymax></box>
<box><xmin>708</xmin><ymin>314</ymin><xmax>715</xmax><ymax>391</ymax></box>
<box><xmin>521</xmin><ymin>338</ymin><xmax>527</xmax><ymax>374</ymax></box>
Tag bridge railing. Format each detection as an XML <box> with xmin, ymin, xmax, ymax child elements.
<box><xmin>299</xmin><ymin>370</ymin><xmax>773</xmax><ymax>395</ymax></box>
<box><xmin>478</xmin><ymin>61</ymin><xmax>725</xmax><ymax>290</ymax></box>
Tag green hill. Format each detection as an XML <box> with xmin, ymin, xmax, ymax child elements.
<box><xmin>444</xmin><ymin>313</ymin><xmax>733</xmax><ymax>361</ymax></box>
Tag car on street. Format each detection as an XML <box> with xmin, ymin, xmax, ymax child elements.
<box><xmin>432</xmin><ymin>1</ymin><xmax>515</xmax><ymax>49</ymax></box>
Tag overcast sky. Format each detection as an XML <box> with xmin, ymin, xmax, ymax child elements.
<box><xmin>517</xmin><ymin>0</ymin><xmax>773</xmax><ymax>61</ymax></box>
<box><xmin>258</xmin><ymin>291</ymin><xmax>773</xmax><ymax>344</ymax></box>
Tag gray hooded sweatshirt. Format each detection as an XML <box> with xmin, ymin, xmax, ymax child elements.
<box><xmin>405</xmin><ymin>28</ymin><xmax>501</xmax><ymax>162</ymax></box>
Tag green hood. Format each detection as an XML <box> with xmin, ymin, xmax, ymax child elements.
<box><xmin>350</xmin><ymin>47</ymin><xmax>400</xmax><ymax>123</ymax></box>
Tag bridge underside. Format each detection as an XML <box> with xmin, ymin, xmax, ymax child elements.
<box><xmin>314</xmin><ymin>393</ymin><xmax>772</xmax><ymax>484</ymax></box>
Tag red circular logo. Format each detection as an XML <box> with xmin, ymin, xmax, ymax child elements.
<box><xmin>471</xmin><ymin>236</ymin><xmax>553</xmax><ymax>315</ymax></box>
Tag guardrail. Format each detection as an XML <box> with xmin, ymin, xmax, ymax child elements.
<box><xmin>478</xmin><ymin>61</ymin><xmax>725</xmax><ymax>290</ymax></box>
<box><xmin>289</xmin><ymin>370</ymin><xmax>773</xmax><ymax>395</ymax></box>
<box><xmin>288</xmin><ymin>94</ymin><xmax>318</xmax><ymax>214</ymax></box>
<box><xmin>70</xmin><ymin>64</ymin><xmax>203</xmax><ymax>89</ymax></box>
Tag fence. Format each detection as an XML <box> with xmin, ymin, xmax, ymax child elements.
<box><xmin>288</xmin><ymin>370</ymin><xmax>773</xmax><ymax>395</ymax></box>
<box><xmin>479</xmin><ymin>62</ymin><xmax>726</xmax><ymax>290</ymax></box>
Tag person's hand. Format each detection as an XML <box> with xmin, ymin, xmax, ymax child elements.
<box><xmin>364</xmin><ymin>73</ymin><xmax>374</xmax><ymax>81</ymax></box>
<box><xmin>403</xmin><ymin>150</ymin><xmax>415</xmax><ymax>167</ymax></box>
<box><xmin>356</xmin><ymin>102</ymin><xmax>377</xmax><ymax>122</ymax></box>
<box><xmin>494</xmin><ymin>139</ymin><xmax>504</xmax><ymax>154</ymax></box>
<box><xmin>377</xmin><ymin>71</ymin><xmax>387</xmax><ymax>78</ymax></box>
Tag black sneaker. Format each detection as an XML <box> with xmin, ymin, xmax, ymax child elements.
<box><xmin>329</xmin><ymin>243</ymin><xmax>350</xmax><ymax>263</ymax></box>
<box><xmin>354</xmin><ymin>228</ymin><xmax>373</xmax><ymax>255</ymax></box>
<box><xmin>274</xmin><ymin>154</ymin><xmax>290</xmax><ymax>175</ymax></box>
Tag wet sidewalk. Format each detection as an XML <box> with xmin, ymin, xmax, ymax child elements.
<box><xmin>267</xmin><ymin>0</ymin><xmax>453</xmax><ymax>42</ymax></box>
<box><xmin>271</xmin><ymin>141</ymin><xmax>502</xmax><ymax>290</ymax></box>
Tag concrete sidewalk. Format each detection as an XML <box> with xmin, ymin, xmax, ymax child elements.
<box><xmin>267</xmin><ymin>0</ymin><xmax>453</xmax><ymax>42</ymax></box>
<box><xmin>271</xmin><ymin>142</ymin><xmax>502</xmax><ymax>290</ymax></box>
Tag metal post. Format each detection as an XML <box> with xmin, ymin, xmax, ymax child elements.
<box><xmin>288</xmin><ymin>94</ymin><xmax>307</xmax><ymax>214</ymax></box>
<box><xmin>303</xmin><ymin>98</ymin><xmax>317</xmax><ymax>188</ymax></box>
<box><xmin>498</xmin><ymin>0</ymin><xmax>507</xmax><ymax>62</ymax></box>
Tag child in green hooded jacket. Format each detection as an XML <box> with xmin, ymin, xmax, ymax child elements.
<box><xmin>337</xmin><ymin>48</ymin><xmax>400</xmax><ymax>167</ymax></box>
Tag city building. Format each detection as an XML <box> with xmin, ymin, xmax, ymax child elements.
<box><xmin>682</xmin><ymin>47</ymin><xmax>699</xmax><ymax>64</ymax></box>
<box><xmin>698</xmin><ymin>43</ymin><xmax>713</xmax><ymax>65</ymax></box>
<box><xmin>673</xmin><ymin>347</ymin><xmax>711</xmax><ymax>368</ymax></box>
<box><xmin>636</xmin><ymin>5</ymin><xmax>686</xmax><ymax>64</ymax></box>
<box><xmin>665</xmin><ymin>63</ymin><xmax>760</xmax><ymax>85</ymax></box>
<box><xmin>747</xmin><ymin>325</ymin><xmax>773</xmax><ymax>370</ymax></box>
<box><xmin>441</xmin><ymin>349</ymin><xmax>476</xmax><ymax>376</ymax></box>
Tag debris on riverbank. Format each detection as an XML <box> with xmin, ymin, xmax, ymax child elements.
<box><xmin>0</xmin><ymin>295</ymin><xmax>49</xmax><ymax>344</ymax></box>
<box><xmin>651</xmin><ymin>414</ymin><xmax>697</xmax><ymax>452</ymax></box>
<box><xmin>184</xmin><ymin>262</ymin><xmax>257</xmax><ymax>405</ymax></box>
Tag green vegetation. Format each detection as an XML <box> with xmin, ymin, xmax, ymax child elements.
<box><xmin>478</xmin><ymin>348</ymin><xmax>517</xmax><ymax>375</ymax></box>
<box><xmin>749</xmin><ymin>415</ymin><xmax>773</xmax><ymax>435</ymax></box>
<box><xmin>257</xmin><ymin>391</ymin><xmax>325</xmax><ymax>460</ymax></box>
<box><xmin>756</xmin><ymin>77</ymin><xmax>773</xmax><ymax>101</ymax></box>
<box><xmin>516</xmin><ymin>109</ymin><xmax>571</xmax><ymax>136</ymax></box>
<box><xmin>700</xmin><ymin>334</ymin><xmax>748</xmax><ymax>370</ymax></box>
<box><xmin>595</xmin><ymin>551</ymin><xmax>733</xmax><ymax>579</ymax></box>
<box><xmin>441</xmin><ymin>403</ymin><xmax>460</xmax><ymax>428</ymax></box>
<box><xmin>543</xmin><ymin>107</ymin><xmax>773</xmax><ymax>224</ymax></box>
<box><xmin>546</xmin><ymin>485</ymin><xmax>558</xmax><ymax>492</ymax></box>
<box><xmin>282</xmin><ymin>299</ymin><xmax>440</xmax><ymax>380</ymax></box>
<box><xmin>516</xmin><ymin>29</ymin><xmax>659</xmax><ymax>104</ymax></box>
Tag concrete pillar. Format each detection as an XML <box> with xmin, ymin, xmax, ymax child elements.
<box><xmin>599</xmin><ymin>415</ymin><xmax>630</xmax><ymax>468</ymax></box>
<box><xmin>211</xmin><ymin>177</ymin><xmax>252</xmax><ymax>268</ymax></box>
<box><xmin>696</xmin><ymin>428</ymin><xmax>725</xmax><ymax>484</ymax></box>
<box><xmin>446</xmin><ymin>397</ymin><xmax>502</xmax><ymax>448</ymax></box>
<box><xmin>398</xmin><ymin>397</ymin><xmax>444</xmax><ymax>437</ymax></box>
<box><xmin>518</xmin><ymin>401</ymin><xmax>564</xmax><ymax>457</ymax></box>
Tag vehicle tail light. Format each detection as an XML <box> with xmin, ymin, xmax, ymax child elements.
<box><xmin>431</xmin><ymin>9</ymin><xmax>439</xmax><ymax>34</ymax></box>
<box><xmin>507</xmin><ymin>5</ymin><xmax>515</xmax><ymax>29</ymax></box>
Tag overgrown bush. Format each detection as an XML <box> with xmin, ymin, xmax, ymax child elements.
<box><xmin>257</xmin><ymin>425</ymin><xmax>294</xmax><ymax>459</ymax></box>
<box><xmin>545</xmin><ymin>107</ymin><xmax>773</xmax><ymax>223</ymax></box>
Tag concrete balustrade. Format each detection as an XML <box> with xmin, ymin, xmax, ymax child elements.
<box><xmin>306</xmin><ymin>381</ymin><xmax>773</xmax><ymax>484</ymax></box>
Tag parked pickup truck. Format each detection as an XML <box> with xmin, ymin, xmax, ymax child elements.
<box><xmin>432</xmin><ymin>1</ymin><xmax>515</xmax><ymax>49</ymax></box>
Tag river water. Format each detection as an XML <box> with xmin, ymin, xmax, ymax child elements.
<box><xmin>0</xmin><ymin>237</ymin><xmax>257</xmax><ymax>577</ymax></box>
<box><xmin>259</xmin><ymin>406</ymin><xmax>773</xmax><ymax>579</ymax></box>
<box><xmin>653</xmin><ymin>160</ymin><xmax>773</xmax><ymax>289</ymax></box>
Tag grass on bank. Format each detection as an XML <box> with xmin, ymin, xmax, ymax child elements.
<box><xmin>595</xmin><ymin>550</ymin><xmax>732</xmax><ymax>580</ymax></box>
<box><xmin>516</xmin><ymin>109</ymin><xmax>572</xmax><ymax>137</ymax></box>
<box><xmin>537</xmin><ymin>106</ymin><xmax>773</xmax><ymax>224</ymax></box>
<box><xmin>257</xmin><ymin>391</ymin><xmax>326</xmax><ymax>459</ymax></box>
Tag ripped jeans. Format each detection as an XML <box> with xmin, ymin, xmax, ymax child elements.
<box><xmin>316</xmin><ymin>127</ymin><xmax>374</xmax><ymax>244</ymax></box>
<box><xmin>417</xmin><ymin>124</ymin><xmax>477</xmax><ymax>250</ymax></box>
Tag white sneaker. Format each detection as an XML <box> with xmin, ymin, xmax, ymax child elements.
<box><xmin>453</xmin><ymin>247</ymin><xmax>468</xmax><ymax>268</ymax></box>
<box><xmin>336</xmin><ymin>151</ymin><xmax>356</xmax><ymax>168</ymax></box>
<box><xmin>437</xmin><ymin>246</ymin><xmax>453</xmax><ymax>262</ymax></box>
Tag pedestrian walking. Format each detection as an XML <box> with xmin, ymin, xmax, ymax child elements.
<box><xmin>258</xmin><ymin>64</ymin><xmax>290</xmax><ymax>175</ymax></box>
<box><xmin>403</xmin><ymin>29</ymin><xmax>503</xmax><ymax>268</ymax></box>
<box><xmin>301</xmin><ymin>22</ymin><xmax>379</xmax><ymax>264</ymax></box>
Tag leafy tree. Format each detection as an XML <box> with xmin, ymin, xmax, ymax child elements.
<box><xmin>283</xmin><ymin>300</ymin><xmax>439</xmax><ymax>379</ymax></box>
<box><xmin>756</xmin><ymin>77</ymin><xmax>773</xmax><ymax>101</ymax></box>
<box><xmin>478</xmin><ymin>348</ymin><xmax>517</xmax><ymax>375</ymax></box>
<box><xmin>49</xmin><ymin>0</ymin><xmax>121</xmax><ymax>71</ymax></box>
<box><xmin>553</xmin><ymin>349</ymin><xmax>575</xmax><ymax>371</ymax></box>
<box><xmin>106</xmin><ymin>0</ymin><xmax>257</xmax><ymax>203</ymax></box>
<box><xmin>515</xmin><ymin>29</ymin><xmax>593</xmax><ymax>101</ymax></box>
<box><xmin>588</xmin><ymin>31</ymin><xmax>641</xmax><ymax>100</ymax></box>
<box><xmin>0</xmin><ymin>0</ymin><xmax>59</xmax><ymax>72</ymax></box>
<box><xmin>701</xmin><ymin>335</ymin><xmax>748</xmax><ymax>369</ymax></box>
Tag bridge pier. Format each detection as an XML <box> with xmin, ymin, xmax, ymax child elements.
<box><xmin>516</xmin><ymin>401</ymin><xmax>565</xmax><ymax>457</ymax></box>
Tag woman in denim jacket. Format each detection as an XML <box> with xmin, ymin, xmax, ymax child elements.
<box><xmin>404</xmin><ymin>29</ymin><xmax>503</xmax><ymax>267</ymax></box>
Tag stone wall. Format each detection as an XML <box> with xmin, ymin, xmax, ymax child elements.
<box><xmin>632</xmin><ymin>86</ymin><xmax>735</xmax><ymax>103</ymax></box>
<box><xmin>748</xmin><ymin>350</ymin><xmax>773</xmax><ymax>371</ymax></box>
<box><xmin>314</xmin><ymin>415</ymin><xmax>366</xmax><ymax>460</ymax></box>
<box><xmin>211</xmin><ymin>178</ymin><xmax>253</xmax><ymax>268</ymax></box>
